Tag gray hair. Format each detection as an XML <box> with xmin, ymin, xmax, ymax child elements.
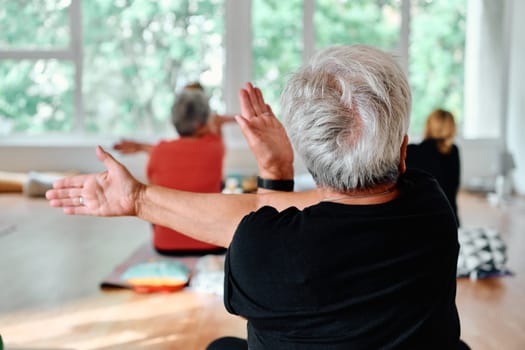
<box><xmin>171</xmin><ymin>89</ymin><xmax>210</xmax><ymax>136</ymax></box>
<box><xmin>281</xmin><ymin>45</ymin><xmax>411</xmax><ymax>191</ymax></box>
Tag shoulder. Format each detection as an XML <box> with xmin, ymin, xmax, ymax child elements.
<box><xmin>202</xmin><ymin>132</ymin><xmax>224</xmax><ymax>143</ymax></box>
<box><xmin>407</xmin><ymin>139</ymin><xmax>438</xmax><ymax>156</ymax></box>
<box><xmin>406</xmin><ymin>143</ymin><xmax>419</xmax><ymax>156</ymax></box>
<box><xmin>398</xmin><ymin>169</ymin><xmax>454</xmax><ymax>214</ymax></box>
<box><xmin>419</xmin><ymin>138</ymin><xmax>440</xmax><ymax>152</ymax></box>
<box><xmin>399</xmin><ymin>168</ymin><xmax>440</xmax><ymax>192</ymax></box>
<box><xmin>451</xmin><ymin>144</ymin><xmax>460</xmax><ymax>155</ymax></box>
<box><xmin>230</xmin><ymin>205</ymin><xmax>307</xmax><ymax>249</ymax></box>
<box><xmin>227</xmin><ymin>206</ymin><xmax>303</xmax><ymax>274</ymax></box>
<box><xmin>154</xmin><ymin>138</ymin><xmax>180</xmax><ymax>147</ymax></box>
<box><xmin>237</xmin><ymin>206</ymin><xmax>301</xmax><ymax>233</ymax></box>
<box><xmin>399</xmin><ymin>169</ymin><xmax>445</xmax><ymax>201</ymax></box>
<box><xmin>407</xmin><ymin>143</ymin><xmax>419</xmax><ymax>151</ymax></box>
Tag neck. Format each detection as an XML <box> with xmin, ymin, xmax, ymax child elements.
<box><xmin>194</xmin><ymin>124</ymin><xmax>210</xmax><ymax>137</ymax></box>
<box><xmin>320</xmin><ymin>183</ymin><xmax>399</xmax><ymax>205</ymax></box>
<box><xmin>180</xmin><ymin>125</ymin><xmax>210</xmax><ymax>139</ymax></box>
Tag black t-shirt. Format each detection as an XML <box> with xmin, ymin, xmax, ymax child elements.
<box><xmin>224</xmin><ymin>169</ymin><xmax>461</xmax><ymax>350</ymax></box>
<box><xmin>406</xmin><ymin>139</ymin><xmax>460</xmax><ymax>225</ymax></box>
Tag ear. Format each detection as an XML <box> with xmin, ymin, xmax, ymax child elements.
<box><xmin>399</xmin><ymin>134</ymin><xmax>409</xmax><ymax>174</ymax></box>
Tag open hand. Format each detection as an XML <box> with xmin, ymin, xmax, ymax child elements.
<box><xmin>236</xmin><ymin>83</ymin><xmax>294</xmax><ymax>180</ymax></box>
<box><xmin>46</xmin><ymin>146</ymin><xmax>145</xmax><ymax>216</ymax></box>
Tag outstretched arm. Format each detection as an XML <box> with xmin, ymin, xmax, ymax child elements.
<box><xmin>47</xmin><ymin>83</ymin><xmax>319</xmax><ymax>246</ymax></box>
<box><xmin>113</xmin><ymin>139</ymin><xmax>154</xmax><ymax>155</ymax></box>
<box><xmin>46</xmin><ymin>146</ymin><xmax>320</xmax><ymax>247</ymax></box>
<box><xmin>208</xmin><ymin>114</ymin><xmax>237</xmax><ymax>136</ymax></box>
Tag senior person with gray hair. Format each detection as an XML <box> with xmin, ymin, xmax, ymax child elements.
<box><xmin>47</xmin><ymin>45</ymin><xmax>469</xmax><ymax>349</ymax></box>
<box><xmin>113</xmin><ymin>88</ymin><xmax>231</xmax><ymax>254</ymax></box>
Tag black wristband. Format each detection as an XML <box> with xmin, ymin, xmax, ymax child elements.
<box><xmin>257</xmin><ymin>177</ymin><xmax>294</xmax><ymax>192</ymax></box>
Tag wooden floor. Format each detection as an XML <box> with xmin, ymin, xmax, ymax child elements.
<box><xmin>0</xmin><ymin>194</ymin><xmax>246</xmax><ymax>350</ymax></box>
<box><xmin>456</xmin><ymin>192</ymin><xmax>525</xmax><ymax>350</ymax></box>
<box><xmin>0</xmin><ymin>191</ymin><xmax>524</xmax><ymax>349</ymax></box>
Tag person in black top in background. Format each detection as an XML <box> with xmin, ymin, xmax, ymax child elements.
<box><xmin>406</xmin><ymin>109</ymin><xmax>461</xmax><ymax>226</ymax></box>
<box><xmin>46</xmin><ymin>45</ymin><xmax>470</xmax><ymax>349</ymax></box>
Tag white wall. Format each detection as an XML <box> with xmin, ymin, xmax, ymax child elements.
<box><xmin>464</xmin><ymin>0</ymin><xmax>505</xmax><ymax>139</ymax></box>
<box><xmin>462</xmin><ymin>0</ymin><xmax>524</xmax><ymax>195</ymax></box>
<box><xmin>0</xmin><ymin>136</ymin><xmax>502</xmax><ymax>192</ymax></box>
<box><xmin>506</xmin><ymin>0</ymin><xmax>525</xmax><ymax>194</ymax></box>
<box><xmin>0</xmin><ymin>141</ymin><xmax>259</xmax><ymax>184</ymax></box>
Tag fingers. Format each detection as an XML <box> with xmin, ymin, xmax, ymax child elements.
<box><xmin>235</xmin><ymin>115</ymin><xmax>250</xmax><ymax>138</ymax></box>
<box><xmin>52</xmin><ymin>174</ymin><xmax>91</xmax><ymax>189</ymax></box>
<box><xmin>265</xmin><ymin>103</ymin><xmax>274</xmax><ymax>117</ymax></box>
<box><xmin>48</xmin><ymin>197</ymin><xmax>82</xmax><ymax>209</ymax></box>
<box><xmin>96</xmin><ymin>145</ymin><xmax>110</xmax><ymax>162</ymax></box>
<box><xmin>235</xmin><ymin>115</ymin><xmax>247</xmax><ymax>128</ymax></box>
<box><xmin>254</xmin><ymin>87</ymin><xmax>268</xmax><ymax>113</ymax></box>
<box><xmin>245</xmin><ymin>83</ymin><xmax>264</xmax><ymax>116</ymax></box>
<box><xmin>47</xmin><ymin>185</ymin><xmax>93</xmax><ymax>216</ymax></box>
<box><xmin>235</xmin><ymin>115</ymin><xmax>257</xmax><ymax>137</ymax></box>
<box><xmin>46</xmin><ymin>187</ymin><xmax>85</xmax><ymax>211</ymax></box>
<box><xmin>46</xmin><ymin>187</ymin><xmax>83</xmax><ymax>200</ymax></box>
<box><xmin>96</xmin><ymin>145</ymin><xmax>123</xmax><ymax>172</ymax></box>
<box><xmin>239</xmin><ymin>82</ymin><xmax>274</xmax><ymax>120</ymax></box>
<box><xmin>239</xmin><ymin>89</ymin><xmax>256</xmax><ymax>119</ymax></box>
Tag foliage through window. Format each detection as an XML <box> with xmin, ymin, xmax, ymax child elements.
<box><xmin>0</xmin><ymin>0</ymin><xmax>466</xmax><ymax>139</ymax></box>
<box><xmin>409</xmin><ymin>0</ymin><xmax>466</xmax><ymax>136</ymax></box>
<box><xmin>0</xmin><ymin>60</ymin><xmax>74</xmax><ymax>134</ymax></box>
<box><xmin>83</xmin><ymin>0</ymin><xmax>224</xmax><ymax>136</ymax></box>
<box><xmin>0</xmin><ymin>0</ymin><xmax>70</xmax><ymax>49</ymax></box>
<box><xmin>252</xmin><ymin>0</ymin><xmax>303</xmax><ymax>116</ymax></box>
<box><xmin>315</xmin><ymin>0</ymin><xmax>400</xmax><ymax>52</ymax></box>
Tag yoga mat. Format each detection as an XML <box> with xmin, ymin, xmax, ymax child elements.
<box><xmin>100</xmin><ymin>243</ymin><xmax>225</xmax><ymax>295</ymax></box>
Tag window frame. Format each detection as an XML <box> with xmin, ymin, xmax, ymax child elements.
<box><xmin>0</xmin><ymin>0</ymin><xmax>83</xmax><ymax>135</ymax></box>
<box><xmin>1</xmin><ymin>0</ymin><xmax>473</xmax><ymax>146</ymax></box>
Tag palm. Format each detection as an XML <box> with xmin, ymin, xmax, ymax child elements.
<box><xmin>82</xmin><ymin>172</ymin><xmax>133</xmax><ymax>216</ymax></box>
<box><xmin>47</xmin><ymin>146</ymin><xmax>143</xmax><ymax>216</ymax></box>
<box><xmin>237</xmin><ymin>83</ymin><xmax>294</xmax><ymax>179</ymax></box>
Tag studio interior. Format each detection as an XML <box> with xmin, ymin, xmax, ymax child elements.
<box><xmin>0</xmin><ymin>1</ymin><xmax>524</xmax><ymax>349</ymax></box>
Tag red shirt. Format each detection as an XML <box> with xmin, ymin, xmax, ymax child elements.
<box><xmin>147</xmin><ymin>133</ymin><xmax>225</xmax><ymax>251</ymax></box>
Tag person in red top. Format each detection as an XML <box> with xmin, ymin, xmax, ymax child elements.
<box><xmin>114</xmin><ymin>85</ymin><xmax>234</xmax><ymax>254</ymax></box>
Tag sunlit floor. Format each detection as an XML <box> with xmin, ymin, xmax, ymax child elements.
<box><xmin>0</xmin><ymin>192</ymin><xmax>524</xmax><ymax>349</ymax></box>
<box><xmin>0</xmin><ymin>195</ymin><xmax>245</xmax><ymax>350</ymax></box>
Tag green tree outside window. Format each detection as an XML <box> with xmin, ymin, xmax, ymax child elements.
<box><xmin>83</xmin><ymin>0</ymin><xmax>225</xmax><ymax>136</ymax></box>
<box><xmin>409</xmin><ymin>0</ymin><xmax>466</xmax><ymax>136</ymax></box>
<box><xmin>0</xmin><ymin>0</ymin><xmax>465</xmax><ymax>138</ymax></box>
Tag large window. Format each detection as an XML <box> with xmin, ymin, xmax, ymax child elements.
<box><xmin>315</xmin><ymin>0</ymin><xmax>401</xmax><ymax>52</ymax></box>
<box><xmin>0</xmin><ymin>60</ymin><xmax>74</xmax><ymax>133</ymax></box>
<box><xmin>409</xmin><ymin>0</ymin><xmax>466</xmax><ymax>136</ymax></box>
<box><xmin>0</xmin><ymin>0</ymin><xmax>224</xmax><ymax>137</ymax></box>
<box><xmin>0</xmin><ymin>0</ymin><xmax>467</xmax><ymax>140</ymax></box>
<box><xmin>252</xmin><ymin>0</ymin><xmax>303</xmax><ymax>115</ymax></box>
<box><xmin>0</xmin><ymin>0</ymin><xmax>71</xmax><ymax>48</ymax></box>
<box><xmin>0</xmin><ymin>0</ymin><xmax>74</xmax><ymax>135</ymax></box>
<box><xmin>83</xmin><ymin>0</ymin><xmax>224</xmax><ymax>136</ymax></box>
